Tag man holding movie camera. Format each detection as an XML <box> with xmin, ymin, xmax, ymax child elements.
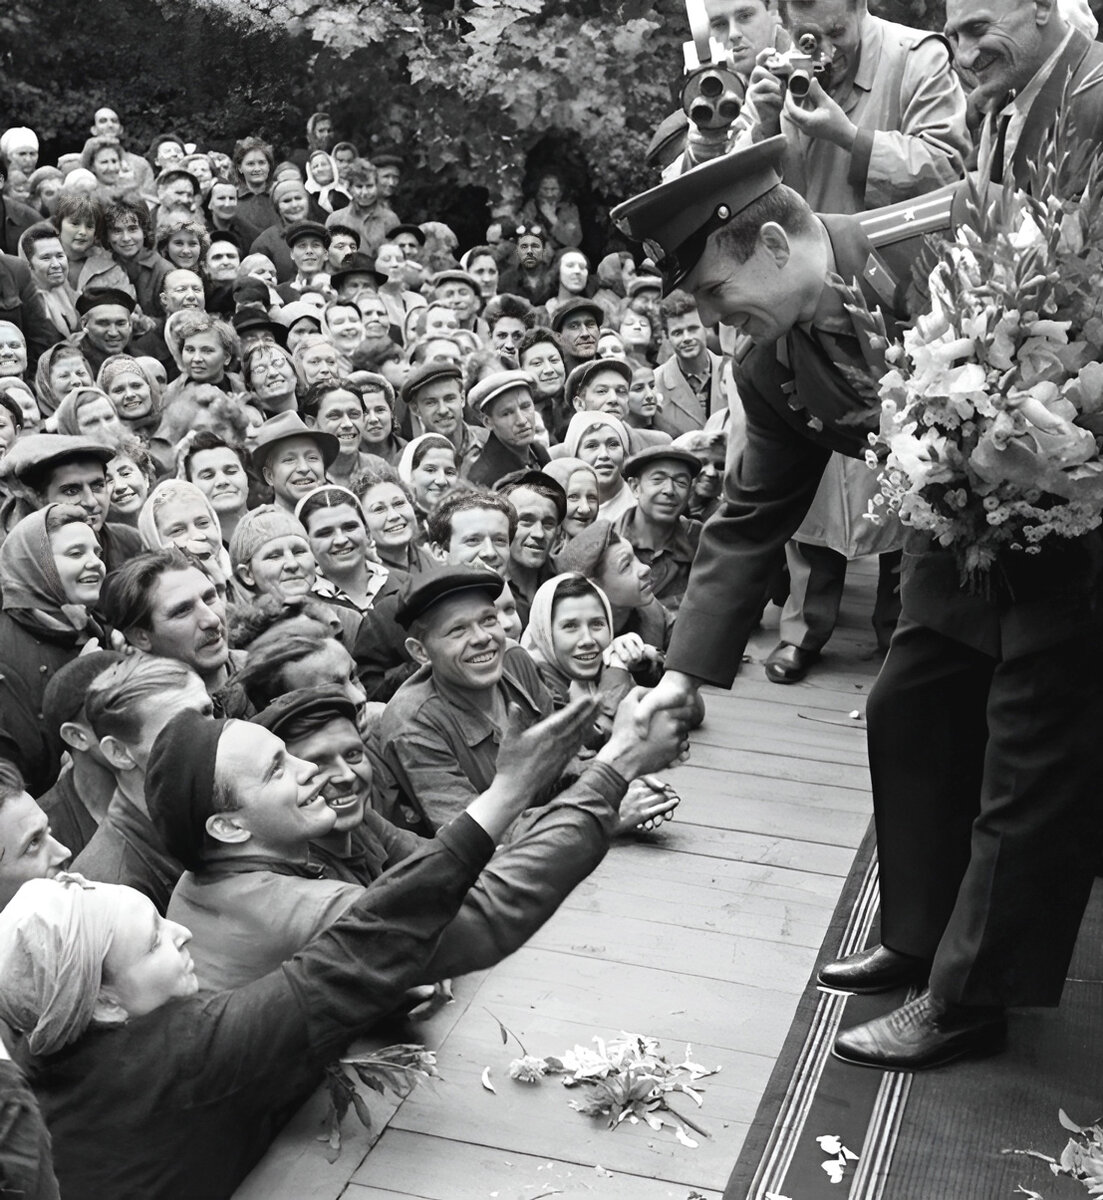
<box><xmin>739</xmin><ymin>0</ymin><xmax>969</xmax><ymax>214</ymax></box>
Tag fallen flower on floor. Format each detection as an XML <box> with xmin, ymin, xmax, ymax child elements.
<box><xmin>497</xmin><ymin>1030</ymin><xmax>721</xmax><ymax>1147</ymax></box>
<box><xmin>817</xmin><ymin>1133</ymin><xmax>859</xmax><ymax>1184</ymax></box>
<box><xmin>1005</xmin><ymin>1107</ymin><xmax>1103</xmax><ymax>1194</ymax></box>
<box><xmin>320</xmin><ymin>1044</ymin><xmax>439</xmax><ymax>1160</ymax></box>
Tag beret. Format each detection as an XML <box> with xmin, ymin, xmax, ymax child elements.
<box><xmin>385</xmin><ymin>223</ymin><xmax>426</xmax><ymax>246</ymax></box>
<box><xmin>494</xmin><ymin>468</ymin><xmax>567</xmax><ymax>522</ymax></box>
<box><xmin>76</xmin><ymin>288</ymin><xmax>135</xmax><ymax>315</ymax></box>
<box><xmin>208</xmin><ymin>227</ymin><xmax>243</xmax><ymax>252</ymax></box>
<box><xmin>395</xmin><ymin>564</ymin><xmax>503</xmax><ymax>630</ymax></box>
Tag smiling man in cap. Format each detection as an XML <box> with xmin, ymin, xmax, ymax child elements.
<box><xmin>467</xmin><ymin>369</ymin><xmax>550</xmax><ymax>488</ymax></box>
<box><xmin>623</xmin><ymin>129</ymin><xmax>1103</xmax><ymax>1071</ymax></box>
<box><xmin>158</xmin><ymin>678</ymin><xmax>668</xmax><ymax>993</ymax></box>
<box><xmin>613</xmin><ymin>445</ymin><xmax>702</xmax><ymax>613</ymax></box>
<box><xmin>379</xmin><ymin>564</ymin><xmax>688</xmax><ymax>832</ymax></box>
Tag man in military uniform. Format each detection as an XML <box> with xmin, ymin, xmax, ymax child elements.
<box><xmin>620</xmin><ymin>136</ymin><xmax>1103</xmax><ymax>1069</ymax></box>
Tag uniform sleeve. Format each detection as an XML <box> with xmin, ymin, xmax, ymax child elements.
<box><xmin>417</xmin><ymin>762</ymin><xmax>626</xmax><ymax>981</ymax></box>
<box><xmin>851</xmin><ymin>36</ymin><xmax>970</xmax><ymax>209</ymax></box>
<box><xmin>664</xmin><ymin>378</ymin><xmax>832</xmax><ymax>687</ymax></box>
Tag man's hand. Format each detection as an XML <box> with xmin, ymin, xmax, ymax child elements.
<box><xmin>616</xmin><ymin>776</ymin><xmax>680</xmax><ymax>836</ymax></box>
<box><xmin>783</xmin><ymin>79</ymin><xmax>856</xmax><ymax>149</ymax></box>
<box><xmin>599</xmin><ymin>688</ymin><xmax>690</xmax><ymax>781</ymax></box>
<box><xmin>633</xmin><ymin>670</ymin><xmax>702</xmax><ymax>739</ymax></box>
<box><xmin>746</xmin><ymin>52</ymin><xmax>785</xmax><ymax>141</ymax></box>
<box><xmin>467</xmin><ymin>697</ymin><xmax>600</xmax><ymax>842</ymax></box>
<box><xmin>497</xmin><ymin>696</ymin><xmax>599</xmax><ymax>788</ymax></box>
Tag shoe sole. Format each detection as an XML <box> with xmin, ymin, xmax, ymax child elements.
<box><xmin>816</xmin><ymin>972</ymin><xmax>929</xmax><ymax>995</ymax></box>
<box><xmin>830</xmin><ymin>1023</ymin><xmax>1007</xmax><ymax>1071</ymax></box>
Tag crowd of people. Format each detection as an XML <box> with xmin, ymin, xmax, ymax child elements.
<box><xmin>1</xmin><ymin>0</ymin><xmax>1103</xmax><ymax>1195</ymax></box>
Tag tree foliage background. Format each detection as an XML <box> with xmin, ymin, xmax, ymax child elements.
<box><xmin>3</xmin><ymin>0</ymin><xmax>1096</xmax><ymax>248</ymax></box>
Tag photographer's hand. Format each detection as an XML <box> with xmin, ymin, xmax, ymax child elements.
<box><xmin>747</xmin><ymin>52</ymin><xmax>784</xmax><ymax>141</ymax></box>
<box><xmin>783</xmin><ymin>79</ymin><xmax>856</xmax><ymax>149</ymax></box>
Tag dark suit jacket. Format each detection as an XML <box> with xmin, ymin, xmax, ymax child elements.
<box><xmin>0</xmin><ymin>196</ymin><xmax>44</xmax><ymax>257</ymax></box>
<box><xmin>466</xmin><ymin>432</ymin><xmax>550</xmax><ymax>488</ymax></box>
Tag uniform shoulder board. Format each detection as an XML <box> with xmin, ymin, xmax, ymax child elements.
<box><xmin>862</xmin><ymin>250</ymin><xmax>899</xmax><ymax>309</ymax></box>
<box><xmin>858</xmin><ymin>183</ymin><xmax>957</xmax><ymax>249</ymax></box>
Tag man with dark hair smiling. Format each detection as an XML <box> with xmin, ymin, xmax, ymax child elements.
<box><xmin>426</xmin><ymin>488</ymin><xmax>516</xmax><ymax>575</ymax></box>
<box><xmin>156</xmin><ymin>681</ymin><xmax>681</xmax><ymax>993</ymax></box>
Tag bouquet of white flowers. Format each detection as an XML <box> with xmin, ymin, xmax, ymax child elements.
<box><xmin>863</xmin><ymin>129</ymin><xmax>1103</xmax><ymax>590</ymax></box>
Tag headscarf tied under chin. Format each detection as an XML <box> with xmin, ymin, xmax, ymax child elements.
<box><xmin>137</xmin><ymin>478</ymin><xmax>233</xmax><ymax>582</ymax></box>
<box><xmin>0</xmin><ymin>874</ymin><xmax>129</xmax><ymax>1057</ymax></box>
<box><xmin>305</xmin><ymin>151</ymin><xmax>342</xmax><ymax>213</ymax></box>
<box><xmin>0</xmin><ymin>506</ymin><xmax>97</xmax><ymax>636</ymax></box>
<box><xmin>396</xmin><ymin>432</ymin><xmax>454</xmax><ymax>487</ymax></box>
<box><xmin>521</xmin><ymin>571</ymin><xmax>614</xmax><ymax>677</ymax></box>
<box><xmin>97</xmin><ymin>355</ymin><xmax>164</xmax><ymax>434</ymax></box>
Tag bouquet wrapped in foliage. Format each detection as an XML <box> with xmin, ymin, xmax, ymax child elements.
<box><xmin>863</xmin><ymin>131</ymin><xmax>1103</xmax><ymax>589</ymax></box>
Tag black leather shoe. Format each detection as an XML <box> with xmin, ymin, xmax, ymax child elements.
<box><xmin>817</xmin><ymin>944</ymin><xmax>929</xmax><ymax>994</ymax></box>
<box><xmin>832</xmin><ymin>990</ymin><xmax>1007</xmax><ymax>1070</ymax></box>
<box><xmin>764</xmin><ymin>642</ymin><xmax>819</xmax><ymax>684</ymax></box>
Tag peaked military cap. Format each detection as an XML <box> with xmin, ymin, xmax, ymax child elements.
<box><xmin>610</xmin><ymin>134</ymin><xmax>787</xmax><ymax>294</ymax></box>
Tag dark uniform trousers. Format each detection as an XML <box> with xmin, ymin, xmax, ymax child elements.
<box><xmin>668</xmin><ymin>207</ymin><xmax>1103</xmax><ymax>1012</ymax></box>
<box><xmin>868</xmin><ymin>533</ymin><xmax>1103</xmax><ymax>1007</ymax></box>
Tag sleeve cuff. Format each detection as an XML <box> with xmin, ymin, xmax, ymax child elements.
<box><xmin>848</xmin><ymin>128</ymin><xmax>874</xmax><ymax>191</ymax></box>
<box><xmin>438</xmin><ymin>813</ymin><xmax>496</xmax><ymax>866</ymax></box>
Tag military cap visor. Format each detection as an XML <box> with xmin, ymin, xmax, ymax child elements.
<box><xmin>610</xmin><ymin>135</ymin><xmax>787</xmax><ymax>294</ymax></box>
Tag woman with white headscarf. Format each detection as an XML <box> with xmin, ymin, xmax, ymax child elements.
<box><xmin>562</xmin><ymin>410</ymin><xmax>633</xmax><ymax>521</ymax></box>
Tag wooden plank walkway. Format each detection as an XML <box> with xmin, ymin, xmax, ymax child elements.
<box><xmin>234</xmin><ymin>559</ymin><xmax>884</xmax><ymax>1200</ymax></box>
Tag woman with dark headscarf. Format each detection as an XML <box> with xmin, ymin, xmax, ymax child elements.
<box><xmin>0</xmin><ymin>505</ymin><xmax>107</xmax><ymax>793</ymax></box>
<box><xmin>33</xmin><ymin>343</ymin><xmax>95</xmax><ymax>417</ymax></box>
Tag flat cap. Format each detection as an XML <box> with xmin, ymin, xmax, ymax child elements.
<box><xmin>283</xmin><ymin>220</ymin><xmax>329</xmax><ymax>249</ymax></box>
<box><xmin>431</xmin><ymin>269</ymin><xmax>480</xmax><ymax>293</ymax></box>
<box><xmin>610</xmin><ymin>134</ymin><xmax>787</xmax><ymax>294</ymax></box>
<box><xmin>251</xmin><ymin>410</ymin><xmax>340</xmax><ymax>474</ymax></box>
<box><xmin>401</xmin><ymin>359</ymin><xmax>463</xmax><ymax>407</ymax></box>
<box><xmin>494</xmin><ymin>468</ymin><xmax>567</xmax><ymax>521</ymax></box>
<box><xmin>76</xmin><ymin>287</ymin><xmax>135</xmax><ymax>315</ymax></box>
<box><xmin>208</xmin><ymin>227</ymin><xmax>243</xmax><ymax>252</ymax></box>
<box><xmin>395</xmin><ymin>565</ymin><xmax>504</xmax><ymax>629</ymax></box>
<box><xmin>467</xmin><ymin>369</ymin><xmax>536</xmax><ymax>414</ymax></box>
<box><xmin>550</xmin><ymin>297</ymin><xmax>605</xmax><ymax>332</ymax></box>
<box><xmin>622</xmin><ymin>444</ymin><xmax>702</xmax><ymax>479</ymax></box>
<box><xmin>252</xmin><ymin>684</ymin><xmax>358</xmax><ymax>737</ymax></box>
<box><xmin>0</xmin><ymin>433</ymin><xmax>114</xmax><ymax>484</ymax></box>
<box><xmin>564</xmin><ymin>357</ymin><xmax>632</xmax><ymax>407</ymax></box>
<box><xmin>372</xmin><ymin>153</ymin><xmax>404</xmax><ymax>170</ymax></box>
<box><xmin>627</xmin><ymin>276</ymin><xmax>662</xmax><ymax>299</ymax></box>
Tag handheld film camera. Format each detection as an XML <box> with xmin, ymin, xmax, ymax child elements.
<box><xmin>764</xmin><ymin>33</ymin><xmax>829</xmax><ymax>99</ymax></box>
<box><xmin>680</xmin><ymin>0</ymin><xmax>745</xmax><ymax>132</ymax></box>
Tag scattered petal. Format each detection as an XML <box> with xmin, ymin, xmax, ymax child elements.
<box><xmin>822</xmin><ymin>1158</ymin><xmax>846</xmax><ymax>1183</ymax></box>
<box><xmin>817</xmin><ymin>1135</ymin><xmax>843</xmax><ymax>1155</ymax></box>
<box><xmin>674</xmin><ymin>1125</ymin><xmax>699</xmax><ymax>1149</ymax></box>
<box><xmin>842</xmin><ymin>1145</ymin><xmax>860</xmax><ymax>1161</ymax></box>
<box><xmin>481</xmin><ymin>1067</ymin><xmax>496</xmax><ymax>1094</ymax></box>
<box><xmin>594</xmin><ymin>1164</ymin><xmax>614</xmax><ymax>1177</ymax></box>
